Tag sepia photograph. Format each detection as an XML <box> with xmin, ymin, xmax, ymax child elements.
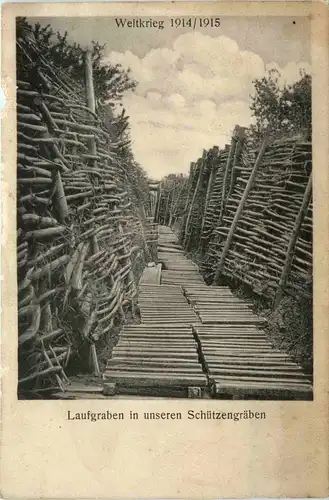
<box><xmin>16</xmin><ymin>13</ymin><xmax>313</xmax><ymax>401</ymax></box>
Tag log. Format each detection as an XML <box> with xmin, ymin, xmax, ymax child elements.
<box><xmin>18</xmin><ymin>366</ymin><xmax>62</xmax><ymax>385</ymax></box>
<box><xmin>18</xmin><ymin>177</ymin><xmax>52</xmax><ymax>186</ymax></box>
<box><xmin>22</xmin><ymin>214</ymin><xmax>58</xmax><ymax>228</ymax></box>
<box><xmin>24</xmin><ymin>226</ymin><xmax>66</xmax><ymax>241</ymax></box>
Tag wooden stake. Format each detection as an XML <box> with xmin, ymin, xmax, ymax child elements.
<box><xmin>179</xmin><ymin>162</ymin><xmax>195</xmax><ymax>243</ymax></box>
<box><xmin>84</xmin><ymin>50</ymin><xmax>97</xmax><ymax>157</ymax></box>
<box><xmin>183</xmin><ymin>160</ymin><xmax>204</xmax><ymax>249</ymax></box>
<box><xmin>213</xmin><ymin>134</ymin><xmax>269</xmax><ymax>285</ymax></box>
<box><xmin>154</xmin><ymin>182</ymin><xmax>162</xmax><ymax>223</ymax></box>
<box><xmin>54</xmin><ymin>171</ymin><xmax>69</xmax><ymax>222</ymax></box>
<box><xmin>90</xmin><ymin>343</ymin><xmax>101</xmax><ymax>377</ymax></box>
<box><xmin>163</xmin><ymin>188</ymin><xmax>172</xmax><ymax>225</ymax></box>
<box><xmin>199</xmin><ymin>150</ymin><xmax>220</xmax><ymax>251</ymax></box>
<box><xmin>227</xmin><ymin>128</ymin><xmax>246</xmax><ymax>200</ymax></box>
<box><xmin>274</xmin><ymin>173</ymin><xmax>312</xmax><ymax>307</ymax></box>
<box><xmin>168</xmin><ymin>184</ymin><xmax>177</xmax><ymax>226</ymax></box>
<box><xmin>218</xmin><ymin>128</ymin><xmax>239</xmax><ymax>223</ymax></box>
<box><xmin>84</xmin><ymin>50</ymin><xmax>96</xmax><ymax>114</ymax></box>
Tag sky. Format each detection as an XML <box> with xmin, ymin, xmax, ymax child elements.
<box><xmin>29</xmin><ymin>16</ymin><xmax>311</xmax><ymax>178</ymax></box>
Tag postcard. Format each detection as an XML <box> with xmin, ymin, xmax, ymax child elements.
<box><xmin>1</xmin><ymin>1</ymin><xmax>328</xmax><ymax>498</ymax></box>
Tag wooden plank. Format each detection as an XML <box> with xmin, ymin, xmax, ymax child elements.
<box><xmin>195</xmin><ymin>325</ymin><xmax>264</xmax><ymax>330</ymax></box>
<box><xmin>139</xmin><ymin>297</ymin><xmax>187</xmax><ymax>301</ymax></box>
<box><xmin>114</xmin><ymin>345</ymin><xmax>197</xmax><ymax>353</ymax></box>
<box><xmin>139</xmin><ymin>264</ymin><xmax>162</xmax><ymax>285</ymax></box>
<box><xmin>125</xmin><ymin>323</ymin><xmax>195</xmax><ymax>328</ymax></box>
<box><xmin>199</xmin><ymin>338</ymin><xmax>270</xmax><ymax>344</ymax></box>
<box><xmin>65</xmin><ymin>384</ymin><xmax>103</xmax><ymax>394</ymax></box>
<box><xmin>212</xmin><ymin>382</ymin><xmax>312</xmax><ymax>397</ymax></box>
<box><xmin>206</xmin><ymin>358</ymin><xmax>297</xmax><ymax>367</ymax></box>
<box><xmin>57</xmin><ymin>392</ymin><xmax>108</xmax><ymax>399</ymax></box>
<box><xmin>111</xmin><ymin>351</ymin><xmax>199</xmax><ymax>360</ymax></box>
<box><xmin>197</xmin><ymin>333</ymin><xmax>268</xmax><ymax>339</ymax></box>
<box><xmin>139</xmin><ymin>286</ymin><xmax>183</xmax><ymax>290</ymax></box>
<box><xmin>191</xmin><ymin>299</ymin><xmax>250</xmax><ymax>304</ymax></box>
<box><xmin>202</xmin><ymin>347</ymin><xmax>281</xmax><ymax>354</ymax></box>
<box><xmin>103</xmin><ymin>372</ymin><xmax>207</xmax><ymax>387</ymax></box>
<box><xmin>212</xmin><ymin>378</ymin><xmax>313</xmax><ymax>391</ymax></box>
<box><xmin>195</xmin><ymin>302</ymin><xmax>252</xmax><ymax>307</ymax></box>
<box><xmin>121</xmin><ymin>331</ymin><xmax>193</xmax><ymax>336</ymax></box>
<box><xmin>200</xmin><ymin>343</ymin><xmax>271</xmax><ymax>349</ymax></box>
<box><xmin>120</xmin><ymin>335</ymin><xmax>196</xmax><ymax>341</ymax></box>
<box><xmin>122</xmin><ymin>326</ymin><xmax>192</xmax><ymax>331</ymax></box>
<box><xmin>203</xmin><ymin>349</ymin><xmax>288</xmax><ymax>356</ymax></box>
<box><xmin>212</xmin><ymin>374</ymin><xmax>310</xmax><ymax>385</ymax></box>
<box><xmin>105</xmin><ymin>365</ymin><xmax>204</xmax><ymax>374</ymax></box>
<box><xmin>199</xmin><ymin>318</ymin><xmax>265</xmax><ymax>324</ymax></box>
<box><xmin>198</xmin><ymin>317</ymin><xmax>262</xmax><ymax>321</ymax></box>
<box><xmin>110</xmin><ymin>357</ymin><xmax>198</xmax><ymax>365</ymax></box>
<box><xmin>140</xmin><ymin>306</ymin><xmax>194</xmax><ymax>310</ymax></box>
<box><xmin>108</xmin><ymin>359</ymin><xmax>199</xmax><ymax>367</ymax></box>
<box><xmin>141</xmin><ymin>320</ymin><xmax>199</xmax><ymax>325</ymax></box>
<box><xmin>117</xmin><ymin>343</ymin><xmax>197</xmax><ymax>349</ymax></box>
<box><xmin>117</xmin><ymin>339</ymin><xmax>197</xmax><ymax>345</ymax></box>
<box><xmin>141</xmin><ymin>319</ymin><xmax>198</xmax><ymax>323</ymax></box>
<box><xmin>196</xmin><ymin>329</ymin><xmax>265</xmax><ymax>334</ymax></box>
<box><xmin>186</xmin><ymin>292</ymin><xmax>234</xmax><ymax>296</ymax></box>
<box><xmin>208</xmin><ymin>367</ymin><xmax>309</xmax><ymax>379</ymax></box>
<box><xmin>140</xmin><ymin>313</ymin><xmax>197</xmax><ymax>317</ymax></box>
<box><xmin>140</xmin><ymin>310</ymin><xmax>193</xmax><ymax>314</ymax></box>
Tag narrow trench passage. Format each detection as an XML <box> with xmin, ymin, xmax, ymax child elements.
<box><xmin>102</xmin><ymin>225</ymin><xmax>313</xmax><ymax>400</ymax></box>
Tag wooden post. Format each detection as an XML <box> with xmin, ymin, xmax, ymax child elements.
<box><xmin>218</xmin><ymin>126</ymin><xmax>240</xmax><ymax>223</ymax></box>
<box><xmin>170</xmin><ymin>177</ymin><xmax>187</xmax><ymax>227</ymax></box>
<box><xmin>90</xmin><ymin>343</ymin><xmax>100</xmax><ymax>377</ymax></box>
<box><xmin>84</xmin><ymin>50</ymin><xmax>97</xmax><ymax>158</ymax></box>
<box><xmin>168</xmin><ymin>183</ymin><xmax>177</xmax><ymax>226</ymax></box>
<box><xmin>84</xmin><ymin>50</ymin><xmax>96</xmax><ymax>113</ymax></box>
<box><xmin>179</xmin><ymin>163</ymin><xmax>194</xmax><ymax>243</ymax></box>
<box><xmin>154</xmin><ymin>182</ymin><xmax>162</xmax><ymax>223</ymax></box>
<box><xmin>163</xmin><ymin>187</ymin><xmax>172</xmax><ymax>226</ymax></box>
<box><xmin>200</xmin><ymin>148</ymin><xmax>220</xmax><ymax>243</ymax></box>
<box><xmin>84</xmin><ymin>49</ymin><xmax>101</xmax><ymax>375</ymax></box>
<box><xmin>227</xmin><ymin>127</ymin><xmax>246</xmax><ymax>200</ymax></box>
<box><xmin>274</xmin><ymin>174</ymin><xmax>312</xmax><ymax>307</ymax></box>
<box><xmin>183</xmin><ymin>157</ymin><xmax>205</xmax><ymax>249</ymax></box>
<box><xmin>213</xmin><ymin>134</ymin><xmax>268</xmax><ymax>285</ymax></box>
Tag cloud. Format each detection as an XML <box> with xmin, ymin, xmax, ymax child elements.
<box><xmin>265</xmin><ymin>61</ymin><xmax>312</xmax><ymax>85</ymax></box>
<box><xmin>105</xmin><ymin>32</ymin><xmax>310</xmax><ymax>177</ymax></box>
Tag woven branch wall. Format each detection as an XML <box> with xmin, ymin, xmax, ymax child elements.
<box><xmin>176</xmin><ymin>126</ymin><xmax>312</xmax><ymax>302</ymax></box>
<box><xmin>17</xmin><ymin>38</ymin><xmax>151</xmax><ymax>394</ymax></box>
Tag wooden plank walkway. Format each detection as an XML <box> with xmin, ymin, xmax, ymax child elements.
<box><xmin>183</xmin><ymin>284</ymin><xmax>312</xmax><ymax>399</ymax></box>
<box><xmin>184</xmin><ymin>284</ymin><xmax>266</xmax><ymax>325</ymax></box>
<box><xmin>158</xmin><ymin>226</ymin><xmax>205</xmax><ymax>286</ymax></box>
<box><xmin>138</xmin><ymin>284</ymin><xmax>200</xmax><ymax>324</ymax></box>
<box><xmin>102</xmin><ymin>225</ymin><xmax>312</xmax><ymax>400</ymax></box>
<box><xmin>104</xmin><ymin>323</ymin><xmax>207</xmax><ymax>397</ymax></box>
